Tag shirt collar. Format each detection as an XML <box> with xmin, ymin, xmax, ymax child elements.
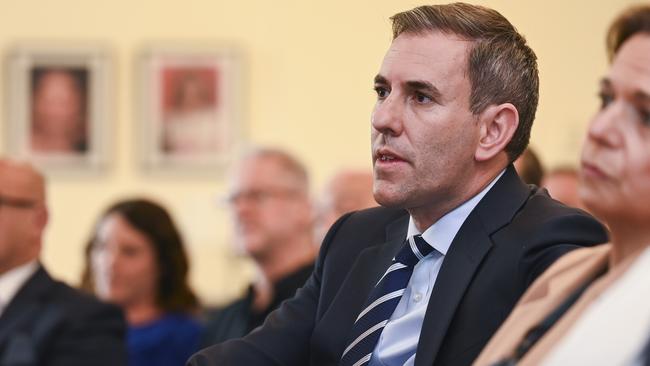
<box><xmin>0</xmin><ymin>260</ymin><xmax>39</xmax><ymax>313</ymax></box>
<box><xmin>407</xmin><ymin>169</ymin><xmax>505</xmax><ymax>256</ymax></box>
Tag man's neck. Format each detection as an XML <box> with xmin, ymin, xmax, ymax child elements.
<box><xmin>251</xmin><ymin>236</ymin><xmax>316</xmax><ymax>311</ymax></box>
<box><xmin>410</xmin><ymin>168</ymin><xmax>506</xmax><ymax>232</ymax></box>
<box><xmin>256</xmin><ymin>237</ymin><xmax>316</xmax><ymax>284</ymax></box>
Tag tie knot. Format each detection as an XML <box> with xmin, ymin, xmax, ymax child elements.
<box><xmin>394</xmin><ymin>235</ymin><xmax>434</xmax><ymax>267</ymax></box>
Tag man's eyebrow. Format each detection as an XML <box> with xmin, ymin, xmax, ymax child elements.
<box><xmin>373</xmin><ymin>75</ymin><xmax>442</xmax><ymax>102</ymax></box>
<box><xmin>600</xmin><ymin>78</ymin><xmax>613</xmax><ymax>90</ymax></box>
<box><xmin>374</xmin><ymin>75</ymin><xmax>388</xmax><ymax>85</ymax></box>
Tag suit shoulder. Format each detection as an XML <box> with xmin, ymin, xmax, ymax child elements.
<box><xmin>47</xmin><ymin>277</ymin><xmax>124</xmax><ymax>321</ymax></box>
<box><xmin>510</xmin><ymin>189</ymin><xmax>607</xmax><ymax>240</ymax></box>
<box><xmin>520</xmin><ymin>189</ymin><xmax>595</xmax><ymax>220</ymax></box>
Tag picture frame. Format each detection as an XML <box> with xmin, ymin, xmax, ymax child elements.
<box><xmin>139</xmin><ymin>44</ymin><xmax>242</xmax><ymax>175</ymax></box>
<box><xmin>4</xmin><ymin>43</ymin><xmax>111</xmax><ymax>174</ymax></box>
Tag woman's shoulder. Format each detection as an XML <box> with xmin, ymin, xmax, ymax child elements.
<box><xmin>520</xmin><ymin>243</ymin><xmax>612</xmax><ymax>303</ymax></box>
<box><xmin>544</xmin><ymin>243</ymin><xmax>612</xmax><ymax>277</ymax></box>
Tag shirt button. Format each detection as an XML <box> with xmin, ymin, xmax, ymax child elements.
<box><xmin>413</xmin><ymin>292</ymin><xmax>423</xmax><ymax>303</ymax></box>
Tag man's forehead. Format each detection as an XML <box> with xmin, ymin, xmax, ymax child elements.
<box><xmin>0</xmin><ymin>160</ymin><xmax>46</xmax><ymax>199</ymax></box>
<box><xmin>380</xmin><ymin>32</ymin><xmax>471</xmax><ymax>79</ymax></box>
<box><xmin>387</xmin><ymin>32</ymin><xmax>470</xmax><ymax>56</ymax></box>
<box><xmin>231</xmin><ymin>157</ymin><xmax>299</xmax><ymax>190</ymax></box>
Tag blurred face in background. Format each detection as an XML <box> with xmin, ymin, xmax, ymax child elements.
<box><xmin>315</xmin><ymin>171</ymin><xmax>376</xmax><ymax>244</ymax></box>
<box><xmin>542</xmin><ymin>171</ymin><xmax>582</xmax><ymax>209</ymax></box>
<box><xmin>32</xmin><ymin>70</ymin><xmax>84</xmax><ymax>135</ymax></box>
<box><xmin>0</xmin><ymin>161</ymin><xmax>46</xmax><ymax>275</ymax></box>
<box><xmin>228</xmin><ymin>156</ymin><xmax>311</xmax><ymax>262</ymax></box>
<box><xmin>91</xmin><ymin>213</ymin><xmax>159</xmax><ymax>309</ymax></box>
<box><xmin>580</xmin><ymin>34</ymin><xmax>650</xmax><ymax>227</ymax></box>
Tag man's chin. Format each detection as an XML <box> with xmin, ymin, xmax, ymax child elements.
<box><xmin>373</xmin><ymin>191</ymin><xmax>406</xmax><ymax>209</ymax></box>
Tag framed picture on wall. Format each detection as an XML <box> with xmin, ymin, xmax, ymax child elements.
<box><xmin>139</xmin><ymin>44</ymin><xmax>242</xmax><ymax>174</ymax></box>
<box><xmin>4</xmin><ymin>43</ymin><xmax>111</xmax><ymax>174</ymax></box>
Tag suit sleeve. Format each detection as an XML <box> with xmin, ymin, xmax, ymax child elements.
<box><xmin>187</xmin><ymin>212</ymin><xmax>354</xmax><ymax>366</ymax></box>
<box><xmin>518</xmin><ymin>211</ymin><xmax>609</xmax><ymax>291</ymax></box>
<box><xmin>44</xmin><ymin>294</ymin><xmax>127</xmax><ymax>366</ymax></box>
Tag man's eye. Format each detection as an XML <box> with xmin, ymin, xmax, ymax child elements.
<box><xmin>414</xmin><ymin>92</ymin><xmax>432</xmax><ymax>104</ymax></box>
<box><xmin>374</xmin><ymin>86</ymin><xmax>389</xmax><ymax>99</ymax></box>
<box><xmin>598</xmin><ymin>92</ymin><xmax>614</xmax><ymax>110</ymax></box>
<box><xmin>638</xmin><ymin>109</ymin><xmax>650</xmax><ymax>126</ymax></box>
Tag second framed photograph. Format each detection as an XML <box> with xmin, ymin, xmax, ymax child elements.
<box><xmin>139</xmin><ymin>44</ymin><xmax>243</xmax><ymax>174</ymax></box>
<box><xmin>5</xmin><ymin>43</ymin><xmax>111</xmax><ymax>174</ymax></box>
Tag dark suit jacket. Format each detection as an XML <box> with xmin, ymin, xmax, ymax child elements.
<box><xmin>189</xmin><ymin>166</ymin><xmax>608</xmax><ymax>366</ymax></box>
<box><xmin>201</xmin><ymin>263</ymin><xmax>314</xmax><ymax>347</ymax></box>
<box><xmin>0</xmin><ymin>265</ymin><xmax>127</xmax><ymax>366</ymax></box>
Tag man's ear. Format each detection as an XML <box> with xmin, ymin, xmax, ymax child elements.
<box><xmin>475</xmin><ymin>103</ymin><xmax>519</xmax><ymax>162</ymax></box>
<box><xmin>34</xmin><ymin>206</ymin><xmax>49</xmax><ymax>231</ymax></box>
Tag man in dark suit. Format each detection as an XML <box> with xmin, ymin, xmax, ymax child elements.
<box><xmin>188</xmin><ymin>3</ymin><xmax>608</xmax><ymax>366</ymax></box>
<box><xmin>0</xmin><ymin>159</ymin><xmax>126</xmax><ymax>365</ymax></box>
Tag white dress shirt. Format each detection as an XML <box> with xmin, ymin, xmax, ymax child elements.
<box><xmin>542</xmin><ymin>247</ymin><xmax>650</xmax><ymax>366</ymax></box>
<box><xmin>0</xmin><ymin>260</ymin><xmax>39</xmax><ymax>317</ymax></box>
<box><xmin>369</xmin><ymin>170</ymin><xmax>505</xmax><ymax>366</ymax></box>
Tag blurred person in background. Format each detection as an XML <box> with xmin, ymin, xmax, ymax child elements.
<box><xmin>514</xmin><ymin>147</ymin><xmax>545</xmax><ymax>186</ymax></box>
<box><xmin>30</xmin><ymin>68</ymin><xmax>88</xmax><ymax>154</ymax></box>
<box><xmin>163</xmin><ymin>69</ymin><xmax>222</xmax><ymax>154</ymax></box>
<box><xmin>202</xmin><ymin>148</ymin><xmax>316</xmax><ymax>346</ymax></box>
<box><xmin>542</xmin><ymin>166</ymin><xmax>585</xmax><ymax>210</ymax></box>
<box><xmin>314</xmin><ymin>169</ymin><xmax>377</xmax><ymax>244</ymax></box>
<box><xmin>0</xmin><ymin>158</ymin><xmax>125</xmax><ymax>365</ymax></box>
<box><xmin>474</xmin><ymin>5</ymin><xmax>650</xmax><ymax>365</ymax></box>
<box><xmin>81</xmin><ymin>198</ymin><xmax>201</xmax><ymax>366</ymax></box>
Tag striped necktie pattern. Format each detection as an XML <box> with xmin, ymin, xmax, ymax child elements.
<box><xmin>340</xmin><ymin>234</ymin><xmax>435</xmax><ymax>366</ymax></box>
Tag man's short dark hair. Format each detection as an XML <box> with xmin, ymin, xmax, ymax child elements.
<box><xmin>390</xmin><ymin>2</ymin><xmax>539</xmax><ymax>162</ymax></box>
<box><xmin>607</xmin><ymin>4</ymin><xmax>650</xmax><ymax>61</ymax></box>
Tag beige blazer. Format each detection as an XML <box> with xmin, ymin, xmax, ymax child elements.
<box><xmin>473</xmin><ymin>244</ymin><xmax>635</xmax><ymax>366</ymax></box>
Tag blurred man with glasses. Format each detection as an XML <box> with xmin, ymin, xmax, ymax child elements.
<box><xmin>202</xmin><ymin>148</ymin><xmax>317</xmax><ymax>346</ymax></box>
<box><xmin>0</xmin><ymin>158</ymin><xmax>126</xmax><ymax>365</ymax></box>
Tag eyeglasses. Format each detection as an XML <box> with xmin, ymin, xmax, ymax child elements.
<box><xmin>225</xmin><ymin>188</ymin><xmax>301</xmax><ymax>206</ymax></box>
<box><xmin>0</xmin><ymin>194</ymin><xmax>39</xmax><ymax>209</ymax></box>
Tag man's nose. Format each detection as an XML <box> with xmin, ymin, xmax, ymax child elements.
<box><xmin>371</xmin><ymin>94</ymin><xmax>404</xmax><ymax>137</ymax></box>
<box><xmin>230</xmin><ymin>195</ymin><xmax>256</xmax><ymax>220</ymax></box>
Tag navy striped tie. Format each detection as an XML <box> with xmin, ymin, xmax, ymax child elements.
<box><xmin>340</xmin><ymin>235</ymin><xmax>435</xmax><ymax>366</ymax></box>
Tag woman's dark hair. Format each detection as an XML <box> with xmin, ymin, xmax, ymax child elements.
<box><xmin>81</xmin><ymin>198</ymin><xmax>199</xmax><ymax>313</ymax></box>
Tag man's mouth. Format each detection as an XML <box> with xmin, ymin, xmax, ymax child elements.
<box><xmin>375</xmin><ymin>149</ymin><xmax>407</xmax><ymax>163</ymax></box>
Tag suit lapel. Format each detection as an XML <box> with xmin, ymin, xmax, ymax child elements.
<box><xmin>414</xmin><ymin>166</ymin><xmax>532</xmax><ymax>366</ymax></box>
<box><xmin>0</xmin><ymin>266</ymin><xmax>52</xmax><ymax>346</ymax></box>
<box><xmin>320</xmin><ymin>214</ymin><xmax>408</xmax><ymax>360</ymax></box>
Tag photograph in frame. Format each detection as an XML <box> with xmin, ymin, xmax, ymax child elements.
<box><xmin>139</xmin><ymin>44</ymin><xmax>242</xmax><ymax>174</ymax></box>
<box><xmin>4</xmin><ymin>43</ymin><xmax>111</xmax><ymax>174</ymax></box>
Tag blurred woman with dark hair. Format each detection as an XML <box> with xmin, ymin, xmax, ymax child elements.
<box><xmin>82</xmin><ymin>198</ymin><xmax>202</xmax><ymax>366</ymax></box>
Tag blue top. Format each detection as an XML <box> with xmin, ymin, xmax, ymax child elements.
<box><xmin>128</xmin><ymin>312</ymin><xmax>203</xmax><ymax>366</ymax></box>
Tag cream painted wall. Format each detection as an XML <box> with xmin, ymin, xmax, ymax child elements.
<box><xmin>0</xmin><ymin>0</ymin><xmax>641</xmax><ymax>304</ymax></box>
